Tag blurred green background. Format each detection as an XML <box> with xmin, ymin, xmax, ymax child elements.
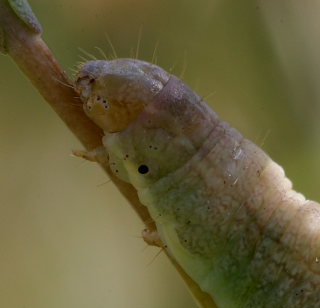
<box><xmin>1</xmin><ymin>0</ymin><xmax>320</xmax><ymax>307</ymax></box>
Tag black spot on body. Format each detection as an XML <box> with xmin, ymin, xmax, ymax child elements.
<box><xmin>138</xmin><ymin>165</ymin><xmax>149</xmax><ymax>174</ymax></box>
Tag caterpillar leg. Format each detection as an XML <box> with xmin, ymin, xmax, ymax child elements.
<box><xmin>73</xmin><ymin>146</ymin><xmax>108</xmax><ymax>164</ymax></box>
<box><xmin>142</xmin><ymin>228</ymin><xmax>164</xmax><ymax>248</ymax></box>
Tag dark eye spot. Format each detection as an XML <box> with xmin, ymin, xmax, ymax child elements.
<box><xmin>138</xmin><ymin>165</ymin><xmax>149</xmax><ymax>174</ymax></box>
<box><xmin>89</xmin><ymin>78</ymin><xmax>95</xmax><ymax>83</ymax></box>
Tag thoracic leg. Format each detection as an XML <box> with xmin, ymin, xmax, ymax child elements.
<box><xmin>142</xmin><ymin>228</ymin><xmax>164</xmax><ymax>248</ymax></box>
<box><xmin>73</xmin><ymin>146</ymin><xmax>108</xmax><ymax>164</ymax></box>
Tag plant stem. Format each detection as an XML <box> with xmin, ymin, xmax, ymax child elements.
<box><xmin>0</xmin><ymin>1</ymin><xmax>217</xmax><ymax>307</ymax></box>
<box><xmin>0</xmin><ymin>0</ymin><xmax>154</xmax><ymax>228</ymax></box>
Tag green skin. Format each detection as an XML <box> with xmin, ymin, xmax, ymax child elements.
<box><xmin>76</xmin><ymin>59</ymin><xmax>320</xmax><ymax>308</ymax></box>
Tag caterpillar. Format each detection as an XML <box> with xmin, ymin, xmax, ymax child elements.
<box><xmin>75</xmin><ymin>58</ymin><xmax>320</xmax><ymax>308</ymax></box>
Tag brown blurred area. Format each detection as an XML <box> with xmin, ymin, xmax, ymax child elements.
<box><xmin>0</xmin><ymin>0</ymin><xmax>319</xmax><ymax>307</ymax></box>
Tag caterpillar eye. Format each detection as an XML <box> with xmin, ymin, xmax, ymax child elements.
<box><xmin>138</xmin><ymin>165</ymin><xmax>149</xmax><ymax>174</ymax></box>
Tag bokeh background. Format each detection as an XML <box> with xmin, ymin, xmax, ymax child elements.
<box><xmin>1</xmin><ymin>0</ymin><xmax>320</xmax><ymax>307</ymax></box>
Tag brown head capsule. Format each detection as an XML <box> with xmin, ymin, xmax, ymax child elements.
<box><xmin>75</xmin><ymin>58</ymin><xmax>170</xmax><ymax>132</ymax></box>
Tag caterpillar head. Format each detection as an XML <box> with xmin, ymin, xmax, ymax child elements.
<box><xmin>75</xmin><ymin>59</ymin><xmax>215</xmax><ymax>188</ymax></box>
<box><xmin>75</xmin><ymin>58</ymin><xmax>170</xmax><ymax>132</ymax></box>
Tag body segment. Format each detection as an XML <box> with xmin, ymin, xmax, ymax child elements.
<box><xmin>75</xmin><ymin>58</ymin><xmax>320</xmax><ymax>307</ymax></box>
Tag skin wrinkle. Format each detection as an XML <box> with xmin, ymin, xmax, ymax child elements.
<box><xmin>149</xmin><ymin>123</ymin><xmax>225</xmax><ymax>188</ymax></box>
<box><xmin>241</xmin><ymin>197</ymin><xmax>320</xmax><ymax>307</ymax></box>
<box><xmin>242</xmin><ymin>204</ymin><xmax>299</xmax><ymax>305</ymax></box>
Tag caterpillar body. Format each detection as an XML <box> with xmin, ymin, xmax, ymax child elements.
<box><xmin>75</xmin><ymin>58</ymin><xmax>320</xmax><ymax>308</ymax></box>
